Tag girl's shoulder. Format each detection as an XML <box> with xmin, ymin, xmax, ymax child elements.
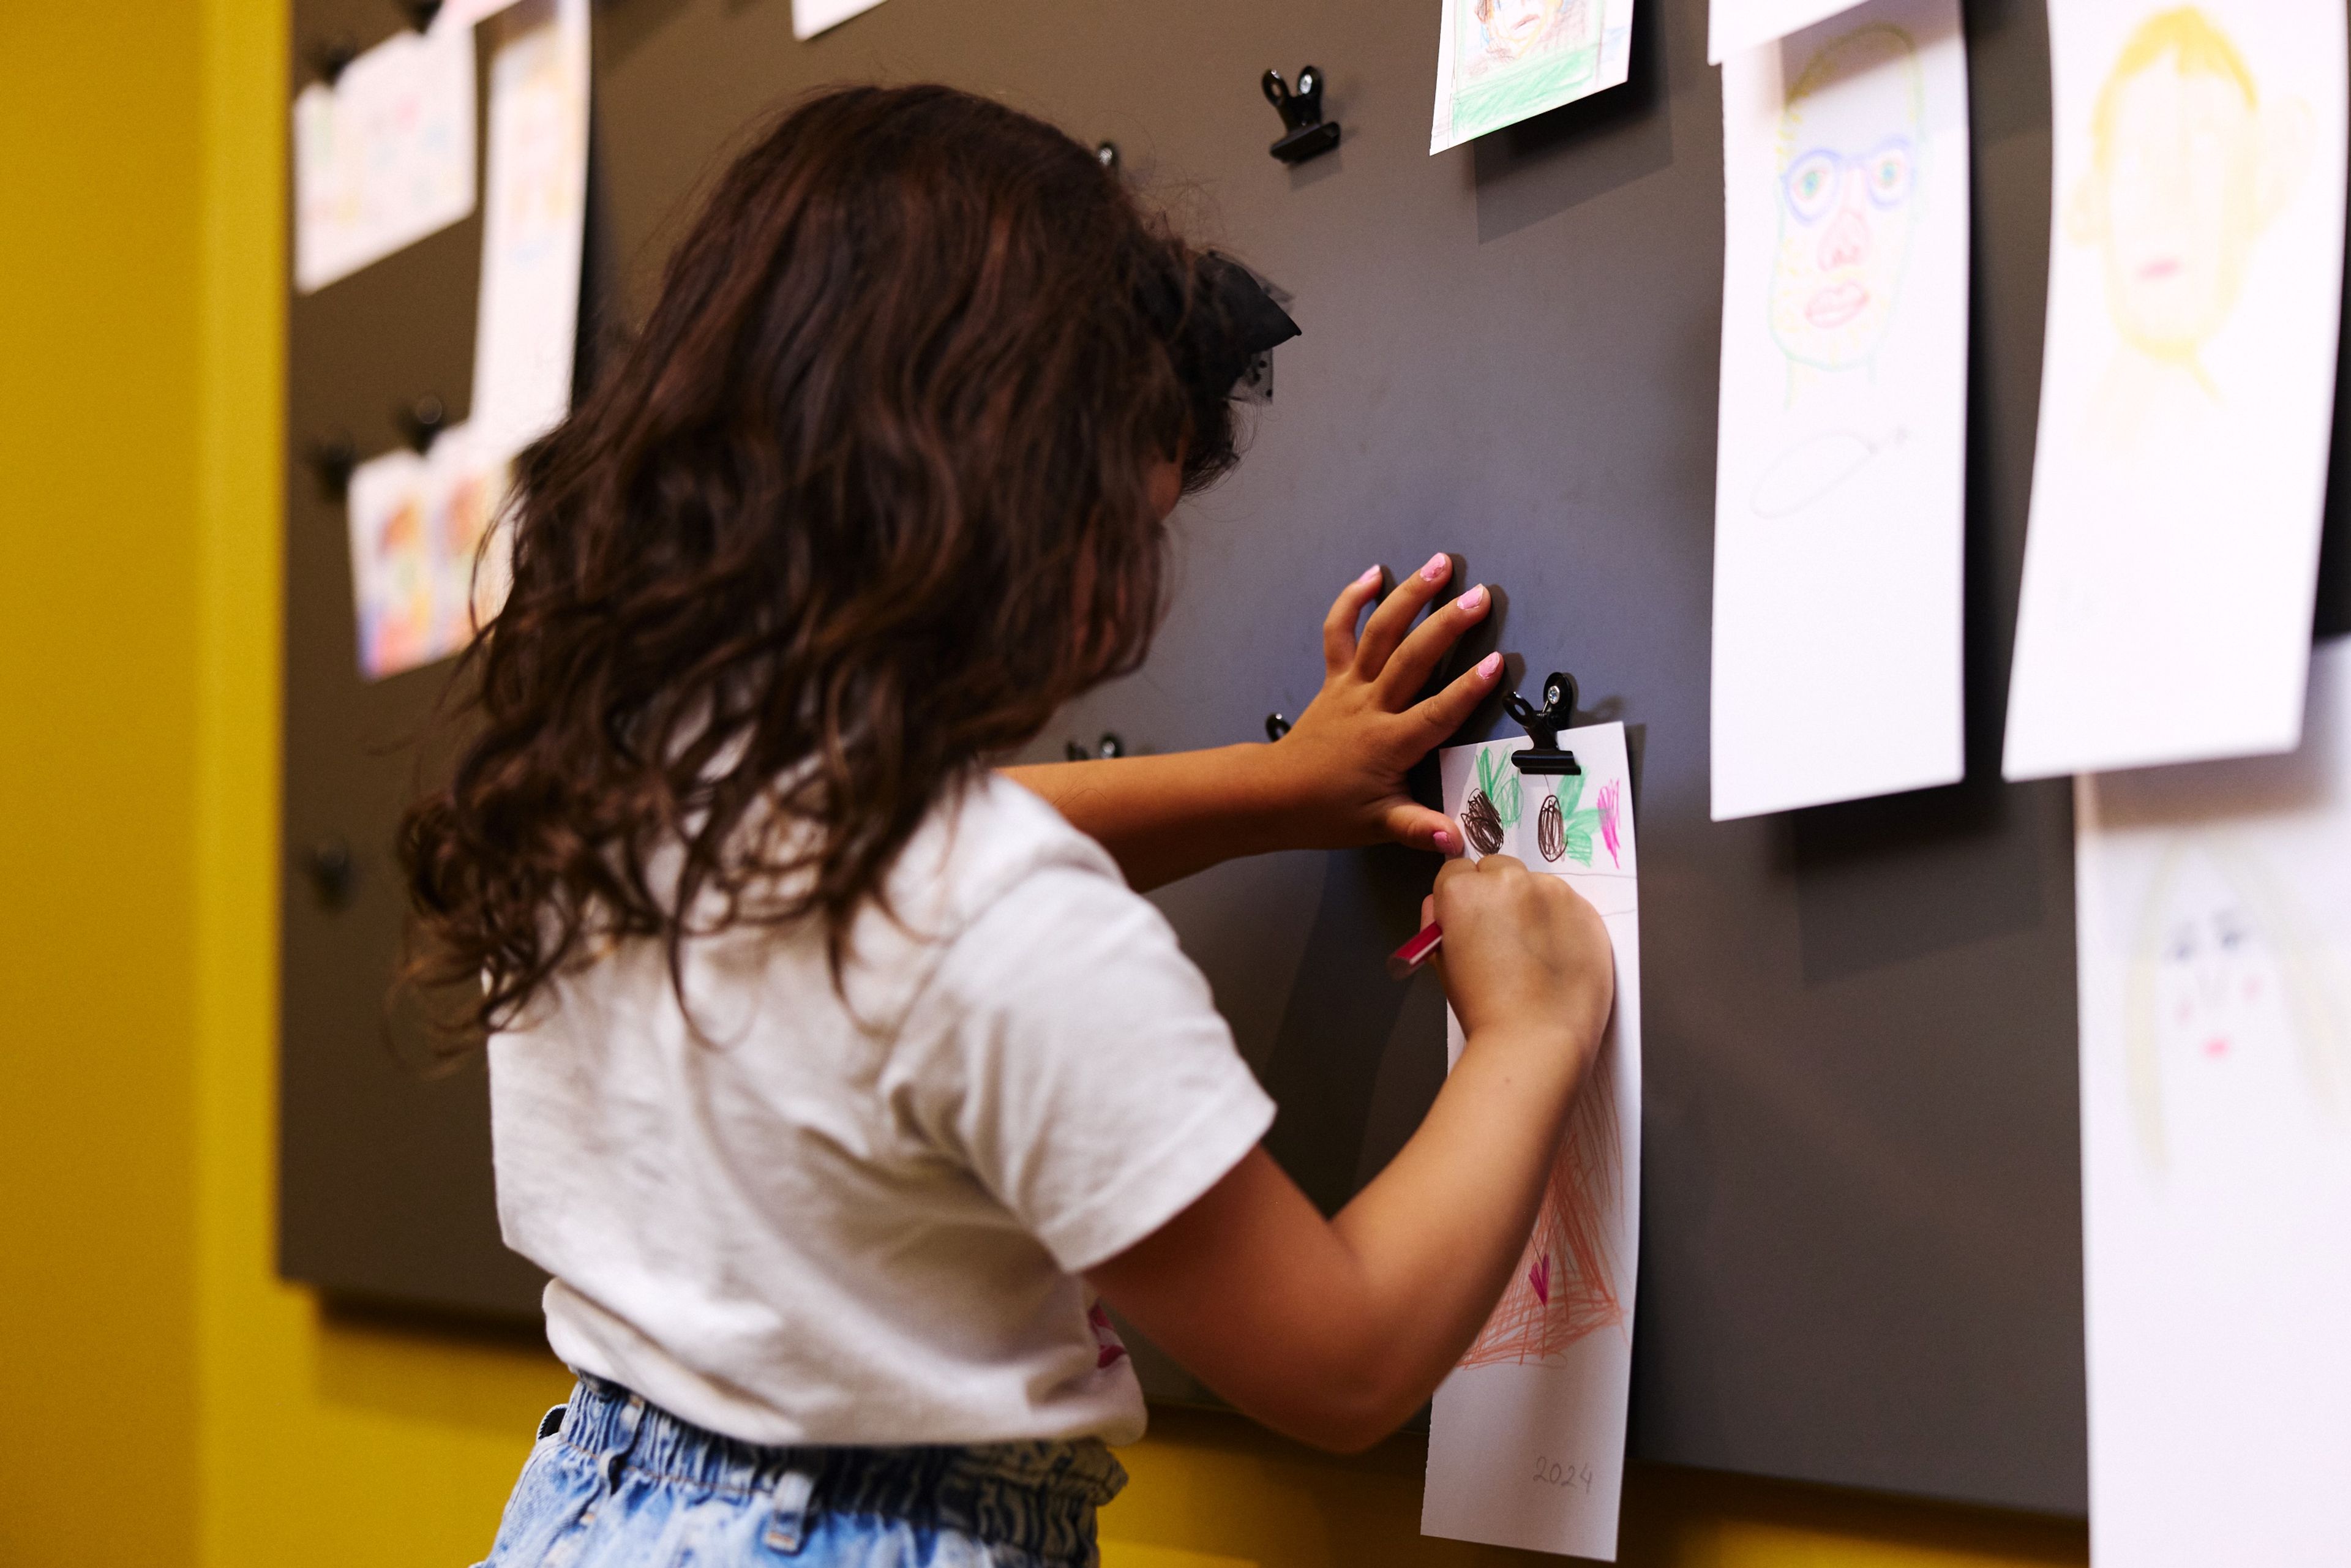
<box><xmin>888</xmin><ymin>771</ymin><xmax>1131</xmax><ymax>934</ymax></box>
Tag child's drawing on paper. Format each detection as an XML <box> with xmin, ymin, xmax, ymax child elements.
<box><xmin>1460</xmin><ymin>1049</ymin><xmax>1624</xmax><ymax>1367</ymax></box>
<box><xmin>2069</xmin><ymin>8</ymin><xmax>2312</xmax><ymax>448</ymax></box>
<box><xmin>1747</xmin><ymin>24</ymin><xmax>1929</xmax><ymax>516</ymax></box>
<box><xmin>348</xmin><ymin>431</ymin><xmax>516</xmax><ymax>681</ymax></box>
<box><xmin>1426</xmin><ymin>722</ymin><xmax>1641</xmax><ymax>1558</ymax></box>
<box><xmin>1430</xmin><ymin>0</ymin><xmax>1635</xmax><ymax>152</ymax></box>
<box><xmin>1711</xmin><ymin>0</ymin><xmax>1969</xmax><ymax>822</ymax></box>
<box><xmin>1769</xmin><ymin>24</ymin><xmax>1926</xmax><ymax>387</ymax></box>
<box><xmin>2124</xmin><ymin>836</ymin><xmax>2347</xmax><ymax>1172</ymax></box>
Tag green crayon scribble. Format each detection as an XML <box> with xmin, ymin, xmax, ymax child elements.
<box><xmin>1548</xmin><ymin>771</ymin><xmax>1607</xmax><ymax>867</ymax></box>
<box><xmin>1476</xmin><ymin>746</ymin><xmax>1523</xmax><ymax>830</ymax></box>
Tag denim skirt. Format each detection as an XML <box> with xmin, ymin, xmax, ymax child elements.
<box><xmin>475</xmin><ymin>1376</ymin><xmax>1128</xmax><ymax>1568</ymax></box>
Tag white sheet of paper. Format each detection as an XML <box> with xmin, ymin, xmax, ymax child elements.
<box><xmin>1431</xmin><ymin>0</ymin><xmax>1637</xmax><ymax>154</ymax></box>
<box><xmin>2005</xmin><ymin>1</ymin><xmax>2347</xmax><ymax>780</ymax></box>
<box><xmin>433</xmin><ymin>0</ymin><xmax>527</xmax><ymax>31</ymax></box>
<box><xmin>470</xmin><ymin>0</ymin><xmax>592</xmax><ymax>457</ymax></box>
<box><xmin>2075</xmin><ymin>637</ymin><xmax>2351</xmax><ymax>1567</ymax></box>
<box><xmin>792</xmin><ymin>0</ymin><xmax>889</xmax><ymax>40</ymax></box>
<box><xmin>346</xmin><ymin>425</ymin><xmax>515</xmax><ymax>681</ymax></box>
<box><xmin>1422</xmin><ymin>724</ymin><xmax>1641</xmax><ymax>1562</ymax></box>
<box><xmin>293</xmin><ymin>24</ymin><xmax>476</xmax><ymax>294</ymax></box>
<box><xmin>1709</xmin><ymin>0</ymin><xmax>1870</xmax><ymax>63</ymax></box>
<box><xmin>1711</xmin><ymin>0</ymin><xmax>1968</xmax><ymax>820</ymax></box>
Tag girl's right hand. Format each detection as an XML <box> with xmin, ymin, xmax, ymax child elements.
<box><xmin>1427</xmin><ymin>853</ymin><xmax>1613</xmax><ymax>1060</ymax></box>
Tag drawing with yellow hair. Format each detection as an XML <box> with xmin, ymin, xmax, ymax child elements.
<box><xmin>2069</xmin><ymin>7</ymin><xmax>2311</xmax><ymax>445</ymax></box>
<box><xmin>2074</xmin><ymin>641</ymin><xmax>2351</xmax><ymax>1564</ymax></box>
<box><xmin>2122</xmin><ymin>835</ymin><xmax>2347</xmax><ymax>1175</ymax></box>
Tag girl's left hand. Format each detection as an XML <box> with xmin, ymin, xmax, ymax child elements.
<box><xmin>1261</xmin><ymin>552</ymin><xmax>1502</xmax><ymax>857</ymax></box>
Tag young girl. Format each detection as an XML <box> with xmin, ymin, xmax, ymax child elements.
<box><xmin>405</xmin><ymin>83</ymin><xmax>1614</xmax><ymax>1568</ymax></box>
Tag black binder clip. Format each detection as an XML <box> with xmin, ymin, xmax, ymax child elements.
<box><xmin>396</xmin><ymin>394</ymin><xmax>448</xmax><ymax>454</ymax></box>
<box><xmin>1504</xmin><ymin>672</ymin><xmax>1583</xmax><ymax>776</ymax></box>
<box><xmin>308</xmin><ymin>35</ymin><xmax>359</xmax><ymax>86</ymax></box>
<box><xmin>1262</xmin><ymin>67</ymin><xmax>1341</xmax><ymax>165</ymax></box>
<box><xmin>306</xmin><ymin>432</ymin><xmax>359</xmax><ymax>502</ymax></box>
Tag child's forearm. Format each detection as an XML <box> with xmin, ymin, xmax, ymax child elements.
<box><xmin>1086</xmin><ymin>1015</ymin><xmax>1602</xmax><ymax>1453</ymax></box>
<box><xmin>1003</xmin><ymin>558</ymin><xmax>1501</xmax><ymax>887</ymax></box>
<box><xmin>1002</xmin><ymin>746</ymin><xmax>1311</xmax><ymax>891</ymax></box>
<box><xmin>1321</xmin><ymin>1019</ymin><xmax>1596</xmax><ymax>1424</ymax></box>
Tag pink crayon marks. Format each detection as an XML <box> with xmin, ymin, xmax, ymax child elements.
<box><xmin>1086</xmin><ymin>1302</ymin><xmax>1128</xmax><ymax>1370</ymax></box>
<box><xmin>1597</xmin><ymin>782</ymin><xmax>1623</xmax><ymax>868</ymax></box>
<box><xmin>1458</xmin><ymin>1049</ymin><xmax>1624</xmax><ymax>1370</ymax></box>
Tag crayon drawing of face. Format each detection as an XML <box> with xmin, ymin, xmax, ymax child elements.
<box><xmin>2069</xmin><ymin>9</ymin><xmax>2306</xmax><ymax>374</ymax></box>
<box><xmin>1473</xmin><ymin>0</ymin><xmax>1577</xmax><ymax>63</ymax></box>
<box><xmin>2124</xmin><ymin>839</ymin><xmax>2345</xmax><ymax>1172</ymax></box>
<box><xmin>1769</xmin><ymin>26</ymin><xmax>1925</xmax><ymax>375</ymax></box>
<box><xmin>366</xmin><ymin>492</ymin><xmax>434</xmax><ymax>677</ymax></box>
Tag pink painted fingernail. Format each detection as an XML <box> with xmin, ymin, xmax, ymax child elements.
<box><xmin>1477</xmin><ymin>652</ymin><xmax>1502</xmax><ymax>679</ymax></box>
<box><xmin>1458</xmin><ymin>584</ymin><xmax>1488</xmax><ymax>613</ymax></box>
<box><xmin>1420</xmin><ymin>552</ymin><xmax>1450</xmax><ymax>583</ymax></box>
<box><xmin>1433</xmin><ymin>827</ymin><xmax>1454</xmax><ymax>852</ymax></box>
<box><xmin>1358</xmin><ymin>565</ymin><xmax>1383</xmax><ymax>587</ymax></box>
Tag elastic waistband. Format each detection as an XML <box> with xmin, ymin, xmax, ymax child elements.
<box><xmin>555</xmin><ymin>1376</ymin><xmax>1125</xmax><ymax>1561</ymax></box>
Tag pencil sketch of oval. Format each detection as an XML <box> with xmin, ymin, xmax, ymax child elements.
<box><xmin>1749</xmin><ymin>428</ymin><xmax>1877</xmax><ymax>517</ymax></box>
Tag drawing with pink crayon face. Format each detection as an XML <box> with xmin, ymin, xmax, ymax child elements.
<box><xmin>2125</xmin><ymin>839</ymin><xmax>2347</xmax><ymax>1174</ymax></box>
<box><xmin>1768</xmin><ymin>25</ymin><xmax>1925</xmax><ymax>380</ymax></box>
<box><xmin>1474</xmin><ymin>0</ymin><xmax>1572</xmax><ymax>61</ymax></box>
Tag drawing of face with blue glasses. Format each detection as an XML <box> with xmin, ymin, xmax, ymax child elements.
<box><xmin>1769</xmin><ymin>25</ymin><xmax>1926</xmax><ymax>375</ymax></box>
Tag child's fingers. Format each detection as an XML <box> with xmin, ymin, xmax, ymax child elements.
<box><xmin>1321</xmin><ymin>566</ymin><xmax>1386</xmax><ymax>675</ymax></box>
<box><xmin>1354</xmin><ymin>552</ymin><xmax>1453</xmax><ymax>681</ymax></box>
<box><xmin>1404</xmin><ymin>653</ymin><xmax>1505</xmax><ymax>746</ymax></box>
<box><xmin>1374</xmin><ymin>582</ymin><xmax>1490</xmax><ymax>707</ymax></box>
<box><xmin>1383</xmin><ymin>800</ymin><xmax>1459</xmax><ymax>854</ymax></box>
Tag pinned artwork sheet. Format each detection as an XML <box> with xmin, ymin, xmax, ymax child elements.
<box><xmin>792</xmin><ymin>0</ymin><xmax>890</xmax><ymax>40</ymax></box>
<box><xmin>1709</xmin><ymin>0</ymin><xmax>1871</xmax><ymax>64</ymax></box>
<box><xmin>2075</xmin><ymin>637</ymin><xmax>2351</xmax><ymax>1567</ymax></box>
<box><xmin>432</xmin><ymin>0</ymin><xmax>528</xmax><ymax>31</ymax></box>
<box><xmin>1709</xmin><ymin>0</ymin><xmax>1968</xmax><ymax>820</ymax></box>
<box><xmin>471</xmin><ymin>0</ymin><xmax>593</xmax><ymax>458</ymax></box>
<box><xmin>347</xmin><ymin>427</ymin><xmax>516</xmax><ymax>681</ymax></box>
<box><xmin>293</xmin><ymin>24</ymin><xmax>476</xmax><ymax>294</ymax></box>
<box><xmin>1423</xmin><ymin>724</ymin><xmax>1640</xmax><ymax>1562</ymax></box>
<box><xmin>2005</xmin><ymin>1</ymin><xmax>2348</xmax><ymax>779</ymax></box>
<box><xmin>1430</xmin><ymin>0</ymin><xmax>1637</xmax><ymax>154</ymax></box>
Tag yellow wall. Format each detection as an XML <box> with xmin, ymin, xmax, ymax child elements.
<box><xmin>0</xmin><ymin>2</ymin><xmax>204</xmax><ymax>1562</ymax></box>
<box><xmin>0</xmin><ymin>2</ymin><xmax>2094</xmax><ymax>1564</ymax></box>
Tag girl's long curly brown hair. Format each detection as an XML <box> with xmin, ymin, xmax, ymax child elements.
<box><xmin>400</xmin><ymin>84</ymin><xmax>1247</xmax><ymax>1033</ymax></box>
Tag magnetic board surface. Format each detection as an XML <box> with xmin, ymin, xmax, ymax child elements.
<box><xmin>277</xmin><ymin>0</ymin><xmax>2349</xmax><ymax>1515</ymax></box>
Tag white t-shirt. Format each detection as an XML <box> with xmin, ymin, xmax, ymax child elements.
<box><xmin>488</xmin><ymin>772</ymin><xmax>1274</xmax><ymax>1447</ymax></box>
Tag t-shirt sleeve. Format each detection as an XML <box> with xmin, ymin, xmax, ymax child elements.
<box><xmin>900</xmin><ymin>861</ymin><xmax>1277</xmax><ymax>1275</ymax></box>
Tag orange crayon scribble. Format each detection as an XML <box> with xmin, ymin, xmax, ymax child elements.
<box><xmin>1458</xmin><ymin>1049</ymin><xmax>1623</xmax><ymax>1369</ymax></box>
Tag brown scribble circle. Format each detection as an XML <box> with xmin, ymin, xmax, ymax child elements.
<box><xmin>1537</xmin><ymin>793</ymin><xmax>1564</xmax><ymax>862</ymax></box>
<box><xmin>1462</xmin><ymin>791</ymin><xmax>1504</xmax><ymax>855</ymax></box>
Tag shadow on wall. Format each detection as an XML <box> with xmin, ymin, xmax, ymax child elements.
<box><xmin>1468</xmin><ymin>0</ymin><xmax>1676</xmax><ymax>244</ymax></box>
